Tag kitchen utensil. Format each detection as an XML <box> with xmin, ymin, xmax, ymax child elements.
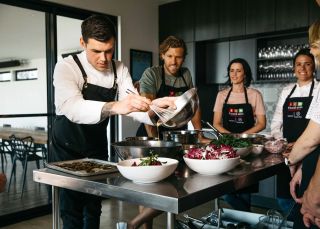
<box><xmin>116</xmin><ymin>157</ymin><xmax>178</xmax><ymax>183</ymax></box>
<box><xmin>152</xmin><ymin>88</ymin><xmax>199</xmax><ymax>128</ymax></box>
<box><xmin>112</xmin><ymin>140</ymin><xmax>183</xmax><ymax>160</ymax></box>
<box><xmin>201</xmin><ymin>120</ymin><xmax>223</xmax><ymax>138</ymax></box>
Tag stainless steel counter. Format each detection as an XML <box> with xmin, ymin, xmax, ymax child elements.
<box><xmin>33</xmin><ymin>153</ymin><xmax>285</xmax><ymax>229</ymax></box>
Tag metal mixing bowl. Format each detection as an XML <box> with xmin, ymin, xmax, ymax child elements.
<box><xmin>160</xmin><ymin>88</ymin><xmax>199</xmax><ymax>128</ymax></box>
<box><xmin>112</xmin><ymin>140</ymin><xmax>183</xmax><ymax>160</ymax></box>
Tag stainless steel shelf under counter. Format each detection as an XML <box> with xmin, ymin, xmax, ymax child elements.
<box><xmin>33</xmin><ymin>153</ymin><xmax>285</xmax><ymax>229</ymax></box>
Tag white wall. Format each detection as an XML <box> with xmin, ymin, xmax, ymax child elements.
<box><xmin>45</xmin><ymin>0</ymin><xmax>160</xmax><ymax>139</ymax></box>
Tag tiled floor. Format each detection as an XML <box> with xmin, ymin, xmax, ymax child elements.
<box><xmin>4</xmin><ymin>198</ymin><xmax>216</xmax><ymax>229</ymax></box>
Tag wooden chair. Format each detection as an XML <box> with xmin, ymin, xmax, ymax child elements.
<box><xmin>8</xmin><ymin>135</ymin><xmax>42</xmax><ymax>198</ymax></box>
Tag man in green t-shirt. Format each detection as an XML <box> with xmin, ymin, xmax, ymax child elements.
<box><xmin>137</xmin><ymin>35</ymin><xmax>202</xmax><ymax>138</ymax></box>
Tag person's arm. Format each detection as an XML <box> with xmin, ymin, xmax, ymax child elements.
<box><xmin>191</xmin><ymin>106</ymin><xmax>202</xmax><ymax>130</ymax></box>
<box><xmin>301</xmin><ymin>158</ymin><xmax>320</xmax><ymax>221</ymax></box>
<box><xmin>101</xmin><ymin>94</ymin><xmax>151</xmax><ymax>119</ymax></box>
<box><xmin>289</xmin><ymin>164</ymin><xmax>302</xmax><ymax>203</ymax></box>
<box><xmin>243</xmin><ymin>114</ymin><xmax>266</xmax><ymax>134</ymax></box>
<box><xmin>212</xmin><ymin>91</ymin><xmax>231</xmax><ymax>133</ymax></box>
<box><xmin>243</xmin><ymin>89</ymin><xmax>266</xmax><ymax>134</ymax></box>
<box><xmin>213</xmin><ymin>111</ymin><xmax>231</xmax><ymax>133</ymax></box>
<box><xmin>140</xmin><ymin>93</ymin><xmax>158</xmax><ymax>137</ymax></box>
<box><xmin>288</xmin><ymin>120</ymin><xmax>320</xmax><ymax>164</ymax></box>
<box><xmin>270</xmin><ymin>88</ymin><xmax>288</xmax><ymax>139</ymax></box>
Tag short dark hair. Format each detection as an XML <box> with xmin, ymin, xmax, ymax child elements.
<box><xmin>159</xmin><ymin>36</ymin><xmax>187</xmax><ymax>59</ymax></box>
<box><xmin>226</xmin><ymin>58</ymin><xmax>253</xmax><ymax>87</ymax></box>
<box><xmin>293</xmin><ymin>48</ymin><xmax>315</xmax><ymax>66</ymax></box>
<box><xmin>81</xmin><ymin>15</ymin><xmax>116</xmax><ymax>43</ymax></box>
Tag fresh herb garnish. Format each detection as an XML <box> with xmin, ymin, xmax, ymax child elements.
<box><xmin>211</xmin><ymin>134</ymin><xmax>252</xmax><ymax>148</ymax></box>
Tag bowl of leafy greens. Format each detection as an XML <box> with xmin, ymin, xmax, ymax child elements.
<box><xmin>117</xmin><ymin>153</ymin><xmax>178</xmax><ymax>183</ymax></box>
<box><xmin>211</xmin><ymin>134</ymin><xmax>252</xmax><ymax>158</ymax></box>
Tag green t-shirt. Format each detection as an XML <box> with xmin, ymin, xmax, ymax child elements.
<box><xmin>139</xmin><ymin>65</ymin><xmax>194</xmax><ymax>95</ymax></box>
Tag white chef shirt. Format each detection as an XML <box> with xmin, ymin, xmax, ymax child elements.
<box><xmin>271</xmin><ymin>79</ymin><xmax>319</xmax><ymax>139</ymax></box>
<box><xmin>53</xmin><ymin>51</ymin><xmax>152</xmax><ymax>125</ymax></box>
<box><xmin>306</xmin><ymin>82</ymin><xmax>320</xmax><ymax>124</ymax></box>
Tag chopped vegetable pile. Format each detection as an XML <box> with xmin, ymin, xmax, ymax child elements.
<box><xmin>131</xmin><ymin>152</ymin><xmax>166</xmax><ymax>166</ymax></box>
<box><xmin>211</xmin><ymin>134</ymin><xmax>252</xmax><ymax>148</ymax></box>
<box><xmin>185</xmin><ymin>144</ymin><xmax>238</xmax><ymax>160</ymax></box>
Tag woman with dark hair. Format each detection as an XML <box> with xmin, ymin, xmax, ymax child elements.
<box><xmin>212</xmin><ymin>58</ymin><xmax>266</xmax><ymax>212</ymax></box>
<box><xmin>270</xmin><ymin>48</ymin><xmax>317</xmax><ymax>217</ymax></box>
<box><xmin>213</xmin><ymin>58</ymin><xmax>266</xmax><ymax>135</ymax></box>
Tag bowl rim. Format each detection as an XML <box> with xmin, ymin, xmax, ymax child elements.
<box><xmin>183</xmin><ymin>155</ymin><xmax>240</xmax><ymax>161</ymax></box>
<box><xmin>117</xmin><ymin>157</ymin><xmax>179</xmax><ymax>167</ymax></box>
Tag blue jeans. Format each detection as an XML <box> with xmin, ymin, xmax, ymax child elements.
<box><xmin>222</xmin><ymin>193</ymin><xmax>251</xmax><ymax>212</ymax></box>
<box><xmin>60</xmin><ymin>188</ymin><xmax>102</xmax><ymax>229</ymax></box>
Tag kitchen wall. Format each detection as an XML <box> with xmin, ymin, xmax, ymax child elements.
<box><xmin>44</xmin><ymin>0</ymin><xmax>160</xmax><ymax>139</ymax></box>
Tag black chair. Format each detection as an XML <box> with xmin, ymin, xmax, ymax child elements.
<box><xmin>0</xmin><ymin>138</ymin><xmax>13</xmax><ymax>173</ymax></box>
<box><xmin>8</xmin><ymin>135</ymin><xmax>42</xmax><ymax>198</ymax></box>
<box><xmin>33</xmin><ymin>127</ymin><xmax>47</xmax><ymax>167</ymax></box>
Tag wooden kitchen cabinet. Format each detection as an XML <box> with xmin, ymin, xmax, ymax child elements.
<box><xmin>246</xmin><ymin>0</ymin><xmax>275</xmax><ymax>35</ymax></box>
<box><xmin>219</xmin><ymin>0</ymin><xmax>246</xmax><ymax>38</ymax></box>
<box><xmin>205</xmin><ymin>41</ymin><xmax>229</xmax><ymax>84</ymax></box>
<box><xmin>230</xmin><ymin>39</ymin><xmax>257</xmax><ymax>81</ymax></box>
<box><xmin>194</xmin><ymin>0</ymin><xmax>219</xmax><ymax>41</ymax></box>
<box><xmin>309</xmin><ymin>0</ymin><xmax>320</xmax><ymax>25</ymax></box>
<box><xmin>159</xmin><ymin>0</ymin><xmax>194</xmax><ymax>43</ymax></box>
<box><xmin>275</xmin><ymin>0</ymin><xmax>308</xmax><ymax>31</ymax></box>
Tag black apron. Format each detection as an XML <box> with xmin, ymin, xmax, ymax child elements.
<box><xmin>277</xmin><ymin>81</ymin><xmax>314</xmax><ymax>198</ymax></box>
<box><xmin>293</xmin><ymin>147</ymin><xmax>320</xmax><ymax>229</ymax></box>
<box><xmin>136</xmin><ymin>66</ymin><xmax>189</xmax><ymax>138</ymax></box>
<box><xmin>222</xmin><ymin>87</ymin><xmax>258</xmax><ymax>193</ymax></box>
<box><xmin>222</xmin><ymin>87</ymin><xmax>255</xmax><ymax>133</ymax></box>
<box><xmin>50</xmin><ymin>55</ymin><xmax>118</xmax><ymax>162</ymax></box>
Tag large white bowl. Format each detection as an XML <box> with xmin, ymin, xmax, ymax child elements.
<box><xmin>183</xmin><ymin>156</ymin><xmax>240</xmax><ymax>175</ymax></box>
<box><xmin>117</xmin><ymin>157</ymin><xmax>178</xmax><ymax>183</ymax></box>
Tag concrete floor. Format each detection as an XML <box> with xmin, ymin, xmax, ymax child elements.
<box><xmin>4</xmin><ymin>198</ymin><xmax>216</xmax><ymax>229</ymax></box>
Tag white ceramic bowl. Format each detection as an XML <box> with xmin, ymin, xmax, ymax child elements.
<box><xmin>117</xmin><ymin>157</ymin><xmax>178</xmax><ymax>183</ymax></box>
<box><xmin>183</xmin><ymin>156</ymin><xmax>240</xmax><ymax>175</ymax></box>
<box><xmin>251</xmin><ymin>144</ymin><xmax>264</xmax><ymax>155</ymax></box>
<box><xmin>233</xmin><ymin>146</ymin><xmax>252</xmax><ymax>158</ymax></box>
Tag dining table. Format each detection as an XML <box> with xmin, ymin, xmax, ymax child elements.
<box><xmin>33</xmin><ymin>152</ymin><xmax>286</xmax><ymax>229</ymax></box>
<box><xmin>0</xmin><ymin>127</ymin><xmax>48</xmax><ymax>144</ymax></box>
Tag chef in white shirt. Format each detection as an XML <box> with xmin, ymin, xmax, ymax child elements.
<box><xmin>51</xmin><ymin>14</ymin><xmax>175</xmax><ymax>229</ymax></box>
<box><xmin>271</xmin><ymin>48</ymin><xmax>317</xmax><ymax>217</ymax></box>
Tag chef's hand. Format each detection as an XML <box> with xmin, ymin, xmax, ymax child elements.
<box><xmin>151</xmin><ymin>97</ymin><xmax>177</xmax><ymax>110</ymax></box>
<box><xmin>289</xmin><ymin>167</ymin><xmax>302</xmax><ymax>203</ymax></box>
<box><xmin>0</xmin><ymin>173</ymin><xmax>7</xmax><ymax>193</ymax></box>
<box><xmin>102</xmin><ymin>94</ymin><xmax>151</xmax><ymax>118</ymax></box>
<box><xmin>301</xmin><ymin>178</ymin><xmax>320</xmax><ymax>219</ymax></box>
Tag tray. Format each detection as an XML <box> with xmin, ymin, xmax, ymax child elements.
<box><xmin>45</xmin><ymin>158</ymin><xmax>118</xmax><ymax>176</ymax></box>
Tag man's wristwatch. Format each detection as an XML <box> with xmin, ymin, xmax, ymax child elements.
<box><xmin>284</xmin><ymin>157</ymin><xmax>291</xmax><ymax>166</ymax></box>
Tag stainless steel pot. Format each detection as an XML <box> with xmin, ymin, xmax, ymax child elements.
<box><xmin>112</xmin><ymin>140</ymin><xmax>183</xmax><ymax>160</ymax></box>
<box><xmin>162</xmin><ymin>129</ymin><xmax>219</xmax><ymax>144</ymax></box>
<box><xmin>125</xmin><ymin>136</ymin><xmax>158</xmax><ymax>141</ymax></box>
<box><xmin>162</xmin><ymin>130</ymin><xmax>200</xmax><ymax>144</ymax></box>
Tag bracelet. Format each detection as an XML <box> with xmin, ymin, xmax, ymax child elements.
<box><xmin>284</xmin><ymin>157</ymin><xmax>291</xmax><ymax>166</ymax></box>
